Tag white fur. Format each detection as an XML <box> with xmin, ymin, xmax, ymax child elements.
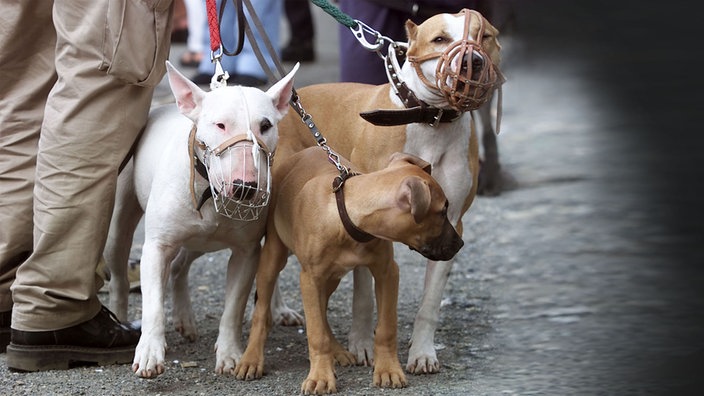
<box><xmin>104</xmin><ymin>62</ymin><xmax>303</xmax><ymax>378</ymax></box>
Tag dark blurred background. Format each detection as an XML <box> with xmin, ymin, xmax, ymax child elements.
<box><xmin>512</xmin><ymin>1</ymin><xmax>703</xmax><ymax>392</ymax></box>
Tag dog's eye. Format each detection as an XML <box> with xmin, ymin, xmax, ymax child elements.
<box><xmin>260</xmin><ymin>118</ymin><xmax>272</xmax><ymax>133</ymax></box>
<box><xmin>432</xmin><ymin>36</ymin><xmax>447</xmax><ymax>43</ymax></box>
<box><xmin>216</xmin><ymin>123</ymin><xmax>225</xmax><ymax>130</ymax></box>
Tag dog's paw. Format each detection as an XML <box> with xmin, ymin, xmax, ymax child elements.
<box><xmin>233</xmin><ymin>355</ymin><xmax>264</xmax><ymax>380</ymax></box>
<box><xmin>214</xmin><ymin>342</ymin><xmax>244</xmax><ymax>375</ymax></box>
<box><xmin>272</xmin><ymin>305</ymin><xmax>304</xmax><ymax>326</ymax></box>
<box><xmin>173</xmin><ymin>316</ymin><xmax>198</xmax><ymax>342</ymax></box>
<box><xmin>347</xmin><ymin>330</ymin><xmax>374</xmax><ymax>366</ymax></box>
<box><xmin>406</xmin><ymin>342</ymin><xmax>440</xmax><ymax>374</ymax></box>
<box><xmin>373</xmin><ymin>364</ymin><xmax>407</xmax><ymax>389</ymax></box>
<box><xmin>332</xmin><ymin>345</ymin><xmax>356</xmax><ymax>367</ymax></box>
<box><xmin>301</xmin><ymin>373</ymin><xmax>337</xmax><ymax>395</ymax></box>
<box><xmin>131</xmin><ymin>338</ymin><xmax>167</xmax><ymax>378</ymax></box>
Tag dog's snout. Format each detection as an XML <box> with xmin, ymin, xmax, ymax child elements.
<box><xmin>412</xmin><ymin>220</ymin><xmax>464</xmax><ymax>261</ymax></box>
<box><xmin>471</xmin><ymin>52</ymin><xmax>484</xmax><ymax>76</ymax></box>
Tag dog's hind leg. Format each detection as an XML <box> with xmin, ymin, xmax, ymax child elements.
<box><xmin>270</xmin><ymin>279</ymin><xmax>304</xmax><ymax>326</ymax></box>
<box><xmin>475</xmin><ymin>96</ymin><xmax>502</xmax><ymax>196</ymax></box>
<box><xmin>349</xmin><ymin>266</ymin><xmax>376</xmax><ymax>366</ymax></box>
<box><xmin>406</xmin><ymin>259</ymin><xmax>452</xmax><ymax>374</ymax></box>
<box><xmin>104</xmin><ymin>159</ymin><xmax>143</xmax><ymax>321</ymax></box>
<box><xmin>170</xmin><ymin>248</ymin><xmax>204</xmax><ymax>342</ymax></box>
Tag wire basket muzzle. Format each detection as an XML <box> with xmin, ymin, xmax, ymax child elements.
<box><xmin>203</xmin><ymin>141</ymin><xmax>271</xmax><ymax>221</ymax></box>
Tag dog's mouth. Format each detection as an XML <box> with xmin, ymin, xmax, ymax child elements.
<box><xmin>202</xmin><ymin>140</ymin><xmax>273</xmax><ymax>221</ymax></box>
<box><xmin>224</xmin><ymin>180</ymin><xmax>259</xmax><ymax>201</ymax></box>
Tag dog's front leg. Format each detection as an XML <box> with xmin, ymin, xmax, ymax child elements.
<box><xmin>349</xmin><ymin>266</ymin><xmax>375</xmax><ymax>366</ymax></box>
<box><xmin>132</xmin><ymin>240</ymin><xmax>177</xmax><ymax>378</ymax></box>
<box><xmin>406</xmin><ymin>259</ymin><xmax>453</xmax><ymax>374</ymax></box>
<box><xmin>170</xmin><ymin>248</ymin><xmax>204</xmax><ymax>342</ymax></box>
<box><xmin>214</xmin><ymin>245</ymin><xmax>259</xmax><ymax>375</ymax></box>
<box><xmin>300</xmin><ymin>271</ymin><xmax>338</xmax><ymax>394</ymax></box>
<box><xmin>370</xmin><ymin>260</ymin><xmax>406</xmax><ymax>389</ymax></box>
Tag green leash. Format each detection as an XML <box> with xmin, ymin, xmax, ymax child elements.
<box><xmin>310</xmin><ymin>0</ymin><xmax>356</xmax><ymax>28</ymax></box>
<box><xmin>311</xmin><ymin>0</ymin><xmax>397</xmax><ymax>54</ymax></box>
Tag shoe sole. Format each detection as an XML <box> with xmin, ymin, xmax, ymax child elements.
<box><xmin>6</xmin><ymin>343</ymin><xmax>135</xmax><ymax>371</ymax></box>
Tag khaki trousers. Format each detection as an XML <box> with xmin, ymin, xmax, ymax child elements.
<box><xmin>0</xmin><ymin>0</ymin><xmax>173</xmax><ymax>331</ymax></box>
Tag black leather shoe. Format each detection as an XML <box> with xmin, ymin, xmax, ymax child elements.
<box><xmin>229</xmin><ymin>74</ymin><xmax>267</xmax><ymax>87</ymax></box>
<box><xmin>6</xmin><ymin>306</ymin><xmax>140</xmax><ymax>371</ymax></box>
<box><xmin>1</xmin><ymin>310</ymin><xmax>10</xmax><ymax>352</ymax></box>
<box><xmin>281</xmin><ymin>40</ymin><xmax>315</xmax><ymax>62</ymax></box>
<box><xmin>191</xmin><ymin>73</ymin><xmax>213</xmax><ymax>86</ymax></box>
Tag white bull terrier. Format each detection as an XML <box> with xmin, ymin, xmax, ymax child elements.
<box><xmin>103</xmin><ymin>61</ymin><xmax>301</xmax><ymax>378</ymax></box>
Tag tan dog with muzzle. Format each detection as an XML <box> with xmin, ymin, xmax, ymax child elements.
<box><xmin>235</xmin><ymin>147</ymin><xmax>463</xmax><ymax>393</ymax></box>
<box><xmin>271</xmin><ymin>9</ymin><xmax>503</xmax><ymax>374</ymax></box>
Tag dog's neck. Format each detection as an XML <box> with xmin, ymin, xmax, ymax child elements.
<box><xmin>358</xmin><ymin>60</ymin><xmax>462</xmax><ymax>127</ymax></box>
<box><xmin>394</xmin><ymin>61</ymin><xmax>449</xmax><ymax>109</ymax></box>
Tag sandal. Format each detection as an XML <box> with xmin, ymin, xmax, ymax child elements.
<box><xmin>179</xmin><ymin>51</ymin><xmax>203</xmax><ymax>68</ymax></box>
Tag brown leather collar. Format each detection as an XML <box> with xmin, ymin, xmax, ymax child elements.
<box><xmin>359</xmin><ymin>53</ymin><xmax>462</xmax><ymax>127</ymax></box>
<box><xmin>332</xmin><ymin>173</ymin><xmax>375</xmax><ymax>243</ymax></box>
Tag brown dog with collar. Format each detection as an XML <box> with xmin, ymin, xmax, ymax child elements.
<box><xmin>267</xmin><ymin>9</ymin><xmax>503</xmax><ymax>374</ymax></box>
<box><xmin>235</xmin><ymin>147</ymin><xmax>463</xmax><ymax>393</ymax></box>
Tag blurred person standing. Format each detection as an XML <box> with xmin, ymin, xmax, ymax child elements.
<box><xmin>191</xmin><ymin>0</ymin><xmax>282</xmax><ymax>87</ymax></box>
<box><xmin>282</xmin><ymin>0</ymin><xmax>316</xmax><ymax>62</ymax></box>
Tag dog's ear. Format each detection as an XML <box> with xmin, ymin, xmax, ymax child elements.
<box><xmin>267</xmin><ymin>62</ymin><xmax>299</xmax><ymax>117</ymax></box>
<box><xmin>396</xmin><ymin>175</ymin><xmax>432</xmax><ymax>224</ymax></box>
<box><xmin>165</xmin><ymin>61</ymin><xmax>206</xmax><ymax>121</ymax></box>
<box><xmin>388</xmin><ymin>152</ymin><xmax>432</xmax><ymax>175</ymax></box>
<box><xmin>405</xmin><ymin>20</ymin><xmax>418</xmax><ymax>43</ymax></box>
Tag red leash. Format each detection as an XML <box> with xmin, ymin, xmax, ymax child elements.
<box><xmin>206</xmin><ymin>0</ymin><xmax>245</xmax><ymax>56</ymax></box>
<box><xmin>206</xmin><ymin>0</ymin><xmax>221</xmax><ymax>52</ymax></box>
<box><xmin>205</xmin><ymin>0</ymin><xmax>245</xmax><ymax>88</ymax></box>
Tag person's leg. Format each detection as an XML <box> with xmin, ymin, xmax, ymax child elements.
<box><xmin>181</xmin><ymin>0</ymin><xmax>206</xmax><ymax>66</ymax></box>
<box><xmin>195</xmin><ymin>0</ymin><xmax>281</xmax><ymax>87</ymax></box>
<box><xmin>282</xmin><ymin>0</ymin><xmax>315</xmax><ymax>62</ymax></box>
<box><xmin>0</xmin><ymin>0</ymin><xmax>57</xmax><ymax>351</ymax></box>
<box><xmin>338</xmin><ymin>0</ymin><xmax>408</xmax><ymax>84</ymax></box>
<box><xmin>233</xmin><ymin>0</ymin><xmax>282</xmax><ymax>85</ymax></box>
<box><xmin>7</xmin><ymin>0</ymin><xmax>174</xmax><ymax>372</ymax></box>
<box><xmin>10</xmin><ymin>0</ymin><xmax>171</xmax><ymax>331</ymax></box>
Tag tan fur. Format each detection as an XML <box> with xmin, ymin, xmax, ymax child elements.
<box><xmin>268</xmin><ymin>11</ymin><xmax>501</xmax><ymax>376</ymax></box>
<box><xmin>235</xmin><ymin>148</ymin><xmax>462</xmax><ymax>393</ymax></box>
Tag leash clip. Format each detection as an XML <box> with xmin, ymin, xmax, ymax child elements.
<box><xmin>210</xmin><ymin>44</ymin><xmax>229</xmax><ymax>90</ymax></box>
<box><xmin>350</xmin><ymin>20</ymin><xmax>396</xmax><ymax>57</ymax></box>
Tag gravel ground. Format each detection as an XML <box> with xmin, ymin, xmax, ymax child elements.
<box><xmin>2</xmin><ymin>2</ymin><xmax>702</xmax><ymax>395</ymax></box>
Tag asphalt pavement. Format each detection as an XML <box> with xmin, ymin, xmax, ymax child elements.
<box><xmin>2</xmin><ymin>1</ymin><xmax>702</xmax><ymax>395</ymax></box>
